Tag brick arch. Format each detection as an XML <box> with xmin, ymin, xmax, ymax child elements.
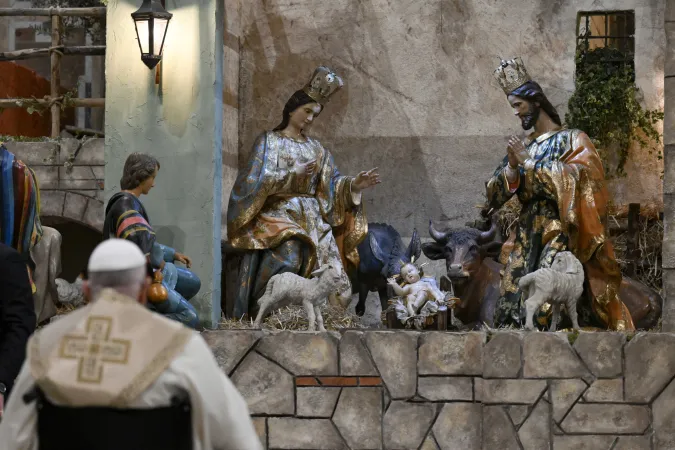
<box><xmin>40</xmin><ymin>190</ymin><xmax>104</xmax><ymax>232</ymax></box>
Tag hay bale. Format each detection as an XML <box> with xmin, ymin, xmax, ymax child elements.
<box><xmin>219</xmin><ymin>304</ymin><xmax>367</xmax><ymax>331</ymax></box>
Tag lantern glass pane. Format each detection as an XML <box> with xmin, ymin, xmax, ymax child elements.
<box><xmin>135</xmin><ymin>19</ymin><xmax>150</xmax><ymax>54</ymax></box>
<box><xmin>153</xmin><ymin>18</ymin><xmax>168</xmax><ymax>55</ymax></box>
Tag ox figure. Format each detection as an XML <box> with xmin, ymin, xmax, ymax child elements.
<box><xmin>350</xmin><ymin>223</ymin><xmax>421</xmax><ymax>316</ymax></box>
<box><xmin>422</xmin><ymin>217</ymin><xmax>662</xmax><ymax>330</ymax></box>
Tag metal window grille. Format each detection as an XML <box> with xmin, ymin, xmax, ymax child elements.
<box><xmin>577</xmin><ymin>11</ymin><xmax>635</xmax><ymax>58</ymax></box>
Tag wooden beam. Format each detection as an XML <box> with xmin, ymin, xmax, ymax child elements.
<box><xmin>50</xmin><ymin>15</ymin><xmax>62</xmax><ymax>138</ymax></box>
<box><xmin>0</xmin><ymin>7</ymin><xmax>106</xmax><ymax>17</ymax></box>
<box><xmin>0</xmin><ymin>46</ymin><xmax>106</xmax><ymax>61</ymax></box>
<box><xmin>0</xmin><ymin>98</ymin><xmax>105</xmax><ymax>108</ymax></box>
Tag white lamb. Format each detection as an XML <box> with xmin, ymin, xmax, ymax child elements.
<box><xmin>519</xmin><ymin>251</ymin><xmax>585</xmax><ymax>332</ymax></box>
<box><xmin>253</xmin><ymin>264</ymin><xmax>343</xmax><ymax>332</ymax></box>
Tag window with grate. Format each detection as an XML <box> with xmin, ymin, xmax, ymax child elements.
<box><xmin>577</xmin><ymin>11</ymin><xmax>635</xmax><ymax>58</ymax></box>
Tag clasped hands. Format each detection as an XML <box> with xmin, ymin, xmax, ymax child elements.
<box><xmin>507</xmin><ymin>135</ymin><xmax>529</xmax><ymax>169</ymax></box>
<box><xmin>293</xmin><ymin>159</ymin><xmax>381</xmax><ymax>193</ymax></box>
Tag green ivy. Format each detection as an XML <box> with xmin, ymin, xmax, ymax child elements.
<box><xmin>30</xmin><ymin>0</ymin><xmax>106</xmax><ymax>44</ymax></box>
<box><xmin>565</xmin><ymin>45</ymin><xmax>664</xmax><ymax>177</ymax></box>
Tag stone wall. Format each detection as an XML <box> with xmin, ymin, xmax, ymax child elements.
<box><xmin>235</xmin><ymin>0</ymin><xmax>665</xmax><ymax>240</ymax></box>
<box><xmin>661</xmin><ymin>0</ymin><xmax>675</xmax><ymax>331</ymax></box>
<box><xmin>204</xmin><ymin>329</ymin><xmax>675</xmax><ymax>449</ymax></box>
<box><xmin>4</xmin><ymin>139</ymin><xmax>105</xmax><ymax>231</ymax></box>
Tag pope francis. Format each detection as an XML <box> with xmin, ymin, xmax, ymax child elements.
<box><xmin>0</xmin><ymin>239</ymin><xmax>263</xmax><ymax>450</ymax></box>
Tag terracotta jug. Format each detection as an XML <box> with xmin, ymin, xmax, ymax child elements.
<box><xmin>147</xmin><ymin>270</ymin><xmax>169</xmax><ymax>303</ymax></box>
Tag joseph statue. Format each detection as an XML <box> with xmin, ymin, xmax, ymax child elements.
<box><xmin>486</xmin><ymin>57</ymin><xmax>634</xmax><ymax>331</ymax></box>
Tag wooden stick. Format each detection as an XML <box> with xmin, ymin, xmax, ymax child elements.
<box><xmin>0</xmin><ymin>7</ymin><xmax>106</xmax><ymax>17</ymax></box>
<box><xmin>0</xmin><ymin>46</ymin><xmax>105</xmax><ymax>61</ymax></box>
<box><xmin>0</xmin><ymin>98</ymin><xmax>105</xmax><ymax>108</ymax></box>
<box><xmin>50</xmin><ymin>15</ymin><xmax>62</xmax><ymax>138</ymax></box>
<box><xmin>65</xmin><ymin>125</ymin><xmax>104</xmax><ymax>137</ymax></box>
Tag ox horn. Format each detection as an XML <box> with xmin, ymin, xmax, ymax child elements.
<box><xmin>477</xmin><ymin>214</ymin><xmax>499</xmax><ymax>244</ymax></box>
<box><xmin>429</xmin><ymin>220</ymin><xmax>450</xmax><ymax>244</ymax></box>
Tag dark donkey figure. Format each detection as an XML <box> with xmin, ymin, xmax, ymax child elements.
<box><xmin>350</xmin><ymin>223</ymin><xmax>421</xmax><ymax>316</ymax></box>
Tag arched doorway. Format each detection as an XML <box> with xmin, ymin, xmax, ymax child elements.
<box><xmin>41</xmin><ymin>216</ymin><xmax>102</xmax><ymax>282</ymax></box>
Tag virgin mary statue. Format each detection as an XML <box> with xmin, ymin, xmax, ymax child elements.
<box><xmin>227</xmin><ymin>67</ymin><xmax>381</xmax><ymax>318</ymax></box>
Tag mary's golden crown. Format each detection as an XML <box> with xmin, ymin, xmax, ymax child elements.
<box><xmin>494</xmin><ymin>57</ymin><xmax>531</xmax><ymax>95</ymax></box>
<box><xmin>303</xmin><ymin>66</ymin><xmax>344</xmax><ymax>105</ymax></box>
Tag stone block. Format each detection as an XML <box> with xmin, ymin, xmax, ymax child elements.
<box><xmin>653</xmin><ymin>377</ymin><xmax>675</xmax><ymax>449</ymax></box>
<box><xmin>625</xmin><ymin>332</ymin><xmax>675</xmax><ymax>402</ymax></box>
<box><xmin>572</xmin><ymin>332</ymin><xmax>624</xmax><ymax>378</ymax></box>
<box><xmin>62</xmin><ymin>192</ymin><xmax>88</xmax><ymax>222</ymax></box>
<box><xmin>256</xmin><ymin>332</ymin><xmax>338</xmax><ymax>376</ymax></box>
<box><xmin>39</xmin><ymin>190</ymin><xmax>65</xmax><ymax>217</ymax></box>
<box><xmin>252</xmin><ymin>417</ymin><xmax>266</xmax><ymax>449</ymax></box>
<box><xmin>82</xmin><ymin>198</ymin><xmax>104</xmax><ymax>231</ymax></box>
<box><xmin>583</xmin><ymin>379</ymin><xmax>623</xmax><ymax>403</ymax></box>
<box><xmin>59</xmin><ymin>166</ymin><xmax>97</xmax><ymax>181</ymax></box>
<box><xmin>550</xmin><ymin>379</ymin><xmax>588</xmax><ymax>422</ymax></box>
<box><xmin>667</xmin><ymin>22</ymin><xmax>675</xmax><ymax>77</ymax></box>
<box><xmin>417</xmin><ymin>376</ymin><xmax>472</xmax><ymax>401</ymax></box>
<box><xmin>92</xmin><ymin>166</ymin><xmax>104</xmax><ymax>179</ymax></box>
<box><xmin>505</xmin><ymin>405</ymin><xmax>529</xmax><ymax>428</ymax></box>
<box><xmin>420</xmin><ymin>435</ymin><xmax>440</xmax><ymax>450</ymax></box>
<box><xmin>433</xmin><ymin>403</ymin><xmax>481</xmax><ymax>450</ymax></box>
<box><xmin>383</xmin><ymin>401</ymin><xmax>436</xmax><ymax>450</ymax></box>
<box><xmin>202</xmin><ymin>330</ymin><xmax>262</xmax><ymax>375</ymax></box>
<box><xmin>473</xmin><ymin>377</ymin><xmax>483</xmax><ymax>402</ymax></box>
<box><xmin>666</xmin><ymin>77</ymin><xmax>675</xmax><ymax>146</ymax></box>
<box><xmin>339</xmin><ymin>331</ymin><xmax>378</xmax><ymax>376</ymax></box>
<box><xmin>518</xmin><ymin>398</ymin><xmax>550</xmax><ymax>450</ymax></box>
<box><xmin>481</xmin><ymin>379</ymin><xmax>546</xmax><ymax>404</ymax></box>
<box><xmin>268</xmin><ymin>418</ymin><xmax>347</xmax><ymax>449</ymax></box>
<box><xmin>418</xmin><ymin>332</ymin><xmax>484</xmax><ymax>376</ymax></box>
<box><xmin>332</xmin><ymin>387</ymin><xmax>382</xmax><ymax>449</ymax></box>
<box><xmin>4</xmin><ymin>142</ymin><xmax>59</xmax><ymax>165</ymax></box>
<box><xmin>483</xmin><ymin>332</ymin><xmax>522</xmax><ymax>378</ymax></box>
<box><xmin>61</xmin><ymin>138</ymin><xmax>104</xmax><ymax>165</ymax></box>
<box><xmin>523</xmin><ymin>333</ymin><xmax>589</xmax><ymax>378</ymax></box>
<box><xmin>230</xmin><ymin>352</ymin><xmax>294</xmax><ymax>415</ymax></box>
<box><xmin>665</xmin><ymin>145</ymin><xmax>675</xmax><ymax>197</ymax></box>
<box><xmin>482</xmin><ymin>406</ymin><xmax>520</xmax><ymax>450</ymax></box>
<box><xmin>613</xmin><ymin>436</ymin><xmax>652</xmax><ymax>450</ymax></box>
<box><xmin>32</xmin><ymin>166</ymin><xmax>58</xmax><ymax>189</ymax></box>
<box><xmin>59</xmin><ymin>179</ymin><xmax>101</xmax><ymax>190</ymax></box>
<box><xmin>663</xmin><ymin>270</ymin><xmax>675</xmax><ymax>332</ymax></box>
<box><xmin>560</xmin><ymin>404</ymin><xmax>650</xmax><ymax>434</ymax></box>
<box><xmin>663</xmin><ymin>236</ymin><xmax>675</xmax><ymax>269</ymax></box>
<box><xmin>296</xmin><ymin>387</ymin><xmax>341</xmax><ymax>418</ymax></box>
<box><xmin>553</xmin><ymin>435</ymin><xmax>650</xmax><ymax>450</ymax></box>
<box><xmin>365</xmin><ymin>331</ymin><xmax>418</xmax><ymax>399</ymax></box>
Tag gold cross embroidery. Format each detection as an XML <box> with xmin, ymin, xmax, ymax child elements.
<box><xmin>59</xmin><ymin>316</ymin><xmax>131</xmax><ymax>384</ymax></box>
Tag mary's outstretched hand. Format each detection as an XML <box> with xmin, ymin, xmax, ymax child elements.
<box><xmin>353</xmin><ymin>167</ymin><xmax>381</xmax><ymax>193</ymax></box>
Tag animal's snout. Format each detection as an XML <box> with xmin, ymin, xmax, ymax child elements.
<box><xmin>447</xmin><ymin>264</ymin><xmax>468</xmax><ymax>278</ymax></box>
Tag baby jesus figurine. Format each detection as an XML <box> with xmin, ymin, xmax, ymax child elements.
<box><xmin>388</xmin><ymin>263</ymin><xmax>446</xmax><ymax>318</ymax></box>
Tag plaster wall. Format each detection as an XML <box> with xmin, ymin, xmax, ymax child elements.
<box><xmin>104</xmin><ymin>0</ymin><xmax>224</xmax><ymax>328</ymax></box>
<box><xmin>235</xmin><ymin>0</ymin><xmax>665</xmax><ymax>241</ymax></box>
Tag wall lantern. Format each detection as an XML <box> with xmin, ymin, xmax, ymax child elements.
<box><xmin>131</xmin><ymin>0</ymin><xmax>172</xmax><ymax>69</ymax></box>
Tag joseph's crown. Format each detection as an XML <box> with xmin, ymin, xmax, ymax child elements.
<box><xmin>303</xmin><ymin>66</ymin><xmax>344</xmax><ymax>105</ymax></box>
<box><xmin>494</xmin><ymin>57</ymin><xmax>531</xmax><ymax>95</ymax></box>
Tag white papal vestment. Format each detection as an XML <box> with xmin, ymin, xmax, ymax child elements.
<box><xmin>0</xmin><ymin>288</ymin><xmax>263</xmax><ymax>450</ymax></box>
